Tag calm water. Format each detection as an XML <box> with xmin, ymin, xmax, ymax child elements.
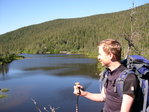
<box><xmin>0</xmin><ymin>54</ymin><xmax>103</xmax><ymax>112</ymax></box>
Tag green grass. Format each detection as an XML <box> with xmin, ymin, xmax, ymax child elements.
<box><xmin>1</xmin><ymin>88</ymin><xmax>9</xmax><ymax>92</ymax></box>
<box><xmin>0</xmin><ymin>94</ymin><xmax>7</xmax><ymax>98</ymax></box>
<box><xmin>0</xmin><ymin>88</ymin><xmax>9</xmax><ymax>99</ymax></box>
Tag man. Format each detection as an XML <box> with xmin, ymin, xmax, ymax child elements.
<box><xmin>73</xmin><ymin>39</ymin><xmax>138</xmax><ymax>112</ymax></box>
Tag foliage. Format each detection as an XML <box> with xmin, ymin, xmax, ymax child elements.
<box><xmin>1</xmin><ymin>88</ymin><xmax>9</xmax><ymax>92</ymax></box>
<box><xmin>0</xmin><ymin>4</ymin><xmax>149</xmax><ymax>59</ymax></box>
<box><xmin>0</xmin><ymin>54</ymin><xmax>24</xmax><ymax>65</ymax></box>
<box><xmin>0</xmin><ymin>94</ymin><xmax>7</xmax><ymax>98</ymax></box>
<box><xmin>31</xmin><ymin>99</ymin><xmax>59</xmax><ymax>112</ymax></box>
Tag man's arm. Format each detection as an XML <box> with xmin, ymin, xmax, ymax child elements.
<box><xmin>120</xmin><ymin>94</ymin><xmax>134</xmax><ymax>112</ymax></box>
<box><xmin>81</xmin><ymin>87</ymin><xmax>106</xmax><ymax>102</ymax></box>
<box><xmin>74</xmin><ymin>85</ymin><xmax>106</xmax><ymax>102</ymax></box>
<box><xmin>121</xmin><ymin>73</ymin><xmax>138</xmax><ymax>112</ymax></box>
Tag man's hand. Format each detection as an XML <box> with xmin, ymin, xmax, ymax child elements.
<box><xmin>73</xmin><ymin>82</ymin><xmax>85</xmax><ymax>96</ymax></box>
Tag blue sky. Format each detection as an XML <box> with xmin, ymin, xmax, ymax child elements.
<box><xmin>0</xmin><ymin>0</ymin><xmax>148</xmax><ymax>35</ymax></box>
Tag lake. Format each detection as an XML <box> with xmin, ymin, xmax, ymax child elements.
<box><xmin>0</xmin><ymin>54</ymin><xmax>103</xmax><ymax>112</ymax></box>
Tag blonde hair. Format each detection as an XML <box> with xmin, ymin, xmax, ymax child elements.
<box><xmin>98</xmin><ymin>39</ymin><xmax>122</xmax><ymax>61</ymax></box>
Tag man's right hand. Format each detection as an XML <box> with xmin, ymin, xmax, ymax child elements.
<box><xmin>73</xmin><ymin>82</ymin><xmax>85</xmax><ymax>96</ymax></box>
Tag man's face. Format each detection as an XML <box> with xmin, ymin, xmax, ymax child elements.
<box><xmin>97</xmin><ymin>45</ymin><xmax>111</xmax><ymax>67</ymax></box>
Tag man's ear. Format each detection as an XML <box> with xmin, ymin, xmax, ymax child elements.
<box><xmin>109</xmin><ymin>53</ymin><xmax>116</xmax><ymax>61</ymax></box>
<box><xmin>109</xmin><ymin>52</ymin><xmax>113</xmax><ymax>58</ymax></box>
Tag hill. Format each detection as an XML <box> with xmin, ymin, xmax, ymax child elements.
<box><xmin>0</xmin><ymin>3</ymin><xmax>149</xmax><ymax>58</ymax></box>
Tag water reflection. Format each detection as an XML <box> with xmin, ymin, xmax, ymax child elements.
<box><xmin>0</xmin><ymin>64</ymin><xmax>9</xmax><ymax>80</ymax></box>
<box><xmin>0</xmin><ymin>54</ymin><xmax>99</xmax><ymax>81</ymax></box>
<box><xmin>0</xmin><ymin>54</ymin><xmax>103</xmax><ymax>112</ymax></box>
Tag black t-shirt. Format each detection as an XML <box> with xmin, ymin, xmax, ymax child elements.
<box><xmin>103</xmin><ymin>65</ymin><xmax>138</xmax><ymax>112</ymax></box>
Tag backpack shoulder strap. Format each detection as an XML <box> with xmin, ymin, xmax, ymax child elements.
<box><xmin>116</xmin><ymin>69</ymin><xmax>134</xmax><ymax>97</ymax></box>
<box><xmin>99</xmin><ymin>69</ymin><xmax>109</xmax><ymax>92</ymax></box>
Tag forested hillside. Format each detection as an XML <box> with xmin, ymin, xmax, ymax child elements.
<box><xmin>0</xmin><ymin>3</ymin><xmax>149</xmax><ymax>58</ymax></box>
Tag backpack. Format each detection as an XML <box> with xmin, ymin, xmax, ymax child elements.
<box><xmin>99</xmin><ymin>55</ymin><xmax>149</xmax><ymax>112</ymax></box>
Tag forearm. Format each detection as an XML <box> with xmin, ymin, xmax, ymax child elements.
<box><xmin>81</xmin><ymin>91</ymin><xmax>105</xmax><ymax>102</ymax></box>
<box><xmin>73</xmin><ymin>83</ymin><xmax>106</xmax><ymax>102</ymax></box>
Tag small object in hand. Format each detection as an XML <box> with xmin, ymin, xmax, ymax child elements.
<box><xmin>75</xmin><ymin>82</ymin><xmax>81</xmax><ymax>95</ymax></box>
<box><xmin>75</xmin><ymin>82</ymin><xmax>80</xmax><ymax>86</ymax></box>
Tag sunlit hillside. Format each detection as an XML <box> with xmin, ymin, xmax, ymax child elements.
<box><xmin>0</xmin><ymin>3</ymin><xmax>149</xmax><ymax>58</ymax></box>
